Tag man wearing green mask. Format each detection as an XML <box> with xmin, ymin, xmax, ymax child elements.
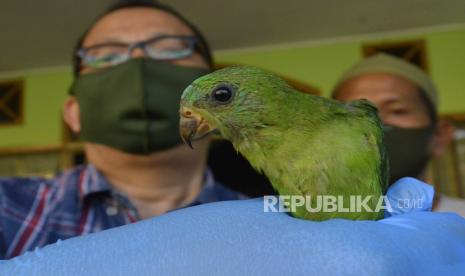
<box><xmin>332</xmin><ymin>53</ymin><xmax>464</xmax><ymax>216</ymax></box>
<box><xmin>0</xmin><ymin>0</ymin><xmax>244</xmax><ymax>259</ymax></box>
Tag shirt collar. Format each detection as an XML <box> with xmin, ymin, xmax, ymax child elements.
<box><xmin>77</xmin><ymin>164</ymin><xmax>113</xmax><ymax>201</ymax></box>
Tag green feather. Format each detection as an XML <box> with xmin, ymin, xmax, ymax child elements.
<box><xmin>181</xmin><ymin>66</ymin><xmax>388</xmax><ymax>221</ymax></box>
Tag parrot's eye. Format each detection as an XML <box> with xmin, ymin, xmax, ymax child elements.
<box><xmin>211</xmin><ymin>85</ymin><xmax>234</xmax><ymax>104</ymax></box>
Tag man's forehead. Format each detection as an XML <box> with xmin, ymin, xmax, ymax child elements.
<box><xmin>335</xmin><ymin>73</ymin><xmax>420</xmax><ymax>102</ymax></box>
<box><xmin>83</xmin><ymin>7</ymin><xmax>193</xmax><ymax>46</ymax></box>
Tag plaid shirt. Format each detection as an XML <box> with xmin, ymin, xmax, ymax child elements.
<box><xmin>0</xmin><ymin>164</ymin><xmax>244</xmax><ymax>259</ymax></box>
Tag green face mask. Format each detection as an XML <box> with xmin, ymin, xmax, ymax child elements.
<box><xmin>70</xmin><ymin>58</ymin><xmax>210</xmax><ymax>154</ymax></box>
<box><xmin>383</xmin><ymin>125</ymin><xmax>435</xmax><ymax>184</ymax></box>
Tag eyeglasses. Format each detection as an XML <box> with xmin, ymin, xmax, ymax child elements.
<box><xmin>77</xmin><ymin>35</ymin><xmax>199</xmax><ymax>69</ymax></box>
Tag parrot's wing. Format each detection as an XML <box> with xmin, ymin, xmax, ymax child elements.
<box><xmin>346</xmin><ymin>99</ymin><xmax>388</xmax><ymax>194</ymax></box>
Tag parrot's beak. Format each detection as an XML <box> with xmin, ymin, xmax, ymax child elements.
<box><xmin>180</xmin><ymin>106</ymin><xmax>215</xmax><ymax>149</ymax></box>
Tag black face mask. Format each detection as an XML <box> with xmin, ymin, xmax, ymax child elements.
<box><xmin>383</xmin><ymin>125</ymin><xmax>435</xmax><ymax>184</ymax></box>
<box><xmin>69</xmin><ymin>58</ymin><xmax>209</xmax><ymax>154</ymax></box>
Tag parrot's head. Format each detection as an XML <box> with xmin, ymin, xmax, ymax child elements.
<box><xmin>179</xmin><ymin>66</ymin><xmax>290</xmax><ymax>149</ymax></box>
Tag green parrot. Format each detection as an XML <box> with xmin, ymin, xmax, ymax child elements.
<box><xmin>179</xmin><ymin>66</ymin><xmax>388</xmax><ymax>221</ymax></box>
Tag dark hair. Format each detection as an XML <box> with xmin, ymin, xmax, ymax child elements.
<box><xmin>72</xmin><ymin>0</ymin><xmax>213</xmax><ymax>76</ymax></box>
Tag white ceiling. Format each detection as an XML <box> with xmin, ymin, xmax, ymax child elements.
<box><xmin>1</xmin><ymin>0</ymin><xmax>465</xmax><ymax>72</ymax></box>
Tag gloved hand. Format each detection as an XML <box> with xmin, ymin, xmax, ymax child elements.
<box><xmin>2</xmin><ymin>178</ymin><xmax>465</xmax><ymax>275</ymax></box>
<box><xmin>384</xmin><ymin>177</ymin><xmax>435</xmax><ymax>217</ymax></box>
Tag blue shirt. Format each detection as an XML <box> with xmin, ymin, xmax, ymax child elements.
<box><xmin>0</xmin><ymin>164</ymin><xmax>244</xmax><ymax>259</ymax></box>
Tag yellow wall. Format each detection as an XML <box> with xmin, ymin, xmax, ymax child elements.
<box><xmin>0</xmin><ymin>70</ymin><xmax>71</xmax><ymax>148</ymax></box>
<box><xmin>1</xmin><ymin>28</ymin><xmax>464</xmax><ymax>148</ymax></box>
<box><xmin>428</xmin><ymin>30</ymin><xmax>465</xmax><ymax>113</ymax></box>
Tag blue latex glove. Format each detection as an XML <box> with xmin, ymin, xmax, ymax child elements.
<box><xmin>1</xmin><ymin>178</ymin><xmax>465</xmax><ymax>275</ymax></box>
<box><xmin>384</xmin><ymin>177</ymin><xmax>435</xmax><ymax>217</ymax></box>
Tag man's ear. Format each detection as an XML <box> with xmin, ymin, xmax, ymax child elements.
<box><xmin>63</xmin><ymin>96</ymin><xmax>81</xmax><ymax>133</ymax></box>
<box><xmin>430</xmin><ymin>119</ymin><xmax>455</xmax><ymax>158</ymax></box>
